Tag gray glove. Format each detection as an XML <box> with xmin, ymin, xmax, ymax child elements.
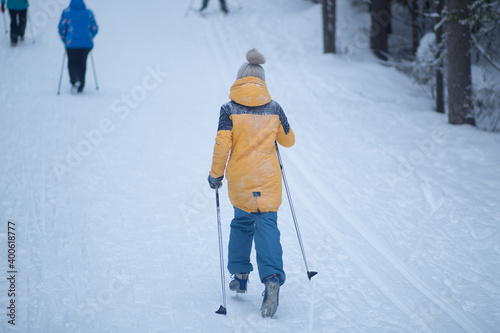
<box><xmin>208</xmin><ymin>175</ymin><xmax>223</xmax><ymax>189</ymax></box>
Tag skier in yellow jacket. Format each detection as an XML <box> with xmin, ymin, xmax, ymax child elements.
<box><xmin>209</xmin><ymin>49</ymin><xmax>295</xmax><ymax>318</ymax></box>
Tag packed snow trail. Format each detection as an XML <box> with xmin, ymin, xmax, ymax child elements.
<box><xmin>0</xmin><ymin>1</ymin><xmax>499</xmax><ymax>332</ymax></box>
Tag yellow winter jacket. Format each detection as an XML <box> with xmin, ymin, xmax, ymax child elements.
<box><xmin>210</xmin><ymin>77</ymin><xmax>295</xmax><ymax>213</ymax></box>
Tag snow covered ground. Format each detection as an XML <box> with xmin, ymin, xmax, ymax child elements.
<box><xmin>0</xmin><ymin>0</ymin><xmax>499</xmax><ymax>332</ymax></box>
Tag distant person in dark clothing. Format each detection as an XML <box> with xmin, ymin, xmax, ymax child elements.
<box><xmin>1</xmin><ymin>0</ymin><xmax>29</xmax><ymax>47</ymax></box>
<box><xmin>58</xmin><ymin>0</ymin><xmax>98</xmax><ymax>93</ymax></box>
<box><xmin>200</xmin><ymin>0</ymin><xmax>228</xmax><ymax>14</ymax></box>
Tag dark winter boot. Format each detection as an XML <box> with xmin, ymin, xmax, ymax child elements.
<box><xmin>261</xmin><ymin>274</ymin><xmax>280</xmax><ymax>318</ymax></box>
<box><xmin>229</xmin><ymin>273</ymin><xmax>248</xmax><ymax>293</ymax></box>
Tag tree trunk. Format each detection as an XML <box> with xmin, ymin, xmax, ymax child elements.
<box><xmin>412</xmin><ymin>0</ymin><xmax>420</xmax><ymax>55</ymax></box>
<box><xmin>435</xmin><ymin>0</ymin><xmax>445</xmax><ymax>113</ymax></box>
<box><xmin>447</xmin><ymin>0</ymin><xmax>474</xmax><ymax>125</ymax></box>
<box><xmin>322</xmin><ymin>0</ymin><xmax>336</xmax><ymax>54</ymax></box>
<box><xmin>370</xmin><ymin>0</ymin><xmax>391</xmax><ymax>60</ymax></box>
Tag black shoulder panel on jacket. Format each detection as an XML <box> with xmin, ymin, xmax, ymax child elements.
<box><xmin>217</xmin><ymin>104</ymin><xmax>233</xmax><ymax>131</ymax></box>
<box><xmin>219</xmin><ymin>100</ymin><xmax>291</xmax><ymax>134</ymax></box>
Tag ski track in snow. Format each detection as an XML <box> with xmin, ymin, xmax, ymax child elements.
<box><xmin>0</xmin><ymin>0</ymin><xmax>499</xmax><ymax>332</ymax></box>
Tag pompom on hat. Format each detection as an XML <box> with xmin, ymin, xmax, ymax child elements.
<box><xmin>236</xmin><ymin>49</ymin><xmax>266</xmax><ymax>81</ymax></box>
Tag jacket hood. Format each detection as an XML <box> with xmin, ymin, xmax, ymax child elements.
<box><xmin>70</xmin><ymin>0</ymin><xmax>86</xmax><ymax>10</ymax></box>
<box><xmin>229</xmin><ymin>77</ymin><xmax>271</xmax><ymax>107</ymax></box>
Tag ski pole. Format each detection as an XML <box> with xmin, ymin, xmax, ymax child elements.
<box><xmin>184</xmin><ymin>0</ymin><xmax>195</xmax><ymax>16</ymax></box>
<box><xmin>90</xmin><ymin>51</ymin><xmax>99</xmax><ymax>91</ymax></box>
<box><xmin>215</xmin><ymin>187</ymin><xmax>227</xmax><ymax>315</ymax></box>
<box><xmin>57</xmin><ymin>51</ymin><xmax>66</xmax><ymax>95</ymax></box>
<box><xmin>2</xmin><ymin>11</ymin><xmax>7</xmax><ymax>34</ymax></box>
<box><xmin>275</xmin><ymin>142</ymin><xmax>317</xmax><ymax>280</ymax></box>
<box><xmin>27</xmin><ymin>12</ymin><xmax>35</xmax><ymax>43</ymax></box>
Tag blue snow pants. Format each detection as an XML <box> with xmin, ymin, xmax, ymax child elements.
<box><xmin>227</xmin><ymin>207</ymin><xmax>285</xmax><ymax>285</ymax></box>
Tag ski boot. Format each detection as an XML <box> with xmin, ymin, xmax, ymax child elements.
<box><xmin>261</xmin><ymin>274</ymin><xmax>280</xmax><ymax>318</ymax></box>
<box><xmin>71</xmin><ymin>81</ymin><xmax>82</xmax><ymax>94</ymax></box>
<box><xmin>229</xmin><ymin>273</ymin><xmax>248</xmax><ymax>293</ymax></box>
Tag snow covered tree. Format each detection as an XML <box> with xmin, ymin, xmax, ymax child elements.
<box><xmin>370</xmin><ymin>0</ymin><xmax>391</xmax><ymax>60</ymax></box>
<box><xmin>467</xmin><ymin>0</ymin><xmax>500</xmax><ymax>130</ymax></box>
<box><xmin>322</xmin><ymin>0</ymin><xmax>336</xmax><ymax>53</ymax></box>
<box><xmin>468</xmin><ymin>0</ymin><xmax>500</xmax><ymax>52</ymax></box>
<box><xmin>409</xmin><ymin>0</ymin><xmax>434</xmax><ymax>55</ymax></box>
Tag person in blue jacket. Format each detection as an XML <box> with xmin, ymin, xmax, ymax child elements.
<box><xmin>1</xmin><ymin>0</ymin><xmax>29</xmax><ymax>46</ymax></box>
<box><xmin>58</xmin><ymin>0</ymin><xmax>98</xmax><ymax>93</ymax></box>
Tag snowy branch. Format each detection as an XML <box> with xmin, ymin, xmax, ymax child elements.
<box><xmin>471</xmin><ymin>35</ymin><xmax>500</xmax><ymax>73</ymax></box>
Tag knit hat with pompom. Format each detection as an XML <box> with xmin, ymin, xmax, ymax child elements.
<box><xmin>236</xmin><ymin>49</ymin><xmax>266</xmax><ymax>81</ymax></box>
